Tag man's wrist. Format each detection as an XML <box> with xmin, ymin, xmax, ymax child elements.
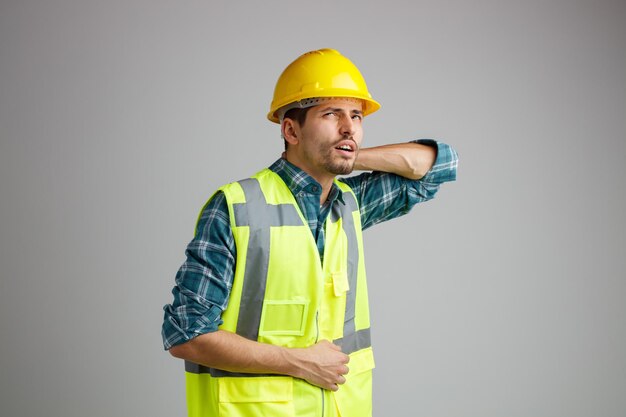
<box><xmin>276</xmin><ymin>345</ymin><xmax>303</xmax><ymax>379</ymax></box>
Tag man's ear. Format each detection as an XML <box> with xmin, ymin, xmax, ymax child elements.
<box><xmin>281</xmin><ymin>118</ymin><xmax>299</xmax><ymax>146</ymax></box>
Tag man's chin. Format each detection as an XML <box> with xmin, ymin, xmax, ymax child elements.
<box><xmin>327</xmin><ymin>163</ymin><xmax>355</xmax><ymax>176</ymax></box>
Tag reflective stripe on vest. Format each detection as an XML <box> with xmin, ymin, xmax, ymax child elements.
<box><xmin>185</xmin><ymin>177</ymin><xmax>370</xmax><ymax>376</ymax></box>
<box><xmin>331</xmin><ymin>192</ymin><xmax>371</xmax><ymax>354</ymax></box>
<box><xmin>232</xmin><ymin>178</ymin><xmax>303</xmax><ymax>341</ymax></box>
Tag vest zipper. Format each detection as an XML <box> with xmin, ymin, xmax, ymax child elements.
<box><xmin>314</xmin><ymin>311</ymin><xmax>324</xmax><ymax>417</ymax></box>
<box><xmin>315</xmin><ymin>310</ymin><xmax>320</xmax><ymax>342</ymax></box>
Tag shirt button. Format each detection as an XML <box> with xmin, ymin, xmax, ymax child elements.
<box><xmin>298</xmin><ymin>191</ymin><xmax>305</xmax><ymax>197</ymax></box>
<box><xmin>312</xmin><ymin>186</ymin><xmax>318</xmax><ymax>192</ymax></box>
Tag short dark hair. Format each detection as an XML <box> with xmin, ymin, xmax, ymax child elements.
<box><xmin>282</xmin><ymin>106</ymin><xmax>313</xmax><ymax>150</ymax></box>
<box><xmin>283</xmin><ymin>106</ymin><xmax>312</xmax><ymax>126</ymax></box>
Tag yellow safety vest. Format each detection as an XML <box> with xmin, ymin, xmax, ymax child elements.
<box><xmin>185</xmin><ymin>168</ymin><xmax>375</xmax><ymax>417</ymax></box>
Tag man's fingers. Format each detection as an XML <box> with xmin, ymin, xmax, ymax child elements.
<box><xmin>328</xmin><ymin>342</ymin><xmax>342</xmax><ymax>351</ymax></box>
<box><xmin>326</xmin><ymin>374</ymin><xmax>346</xmax><ymax>391</ymax></box>
<box><xmin>302</xmin><ymin>340</ymin><xmax>352</xmax><ymax>391</ymax></box>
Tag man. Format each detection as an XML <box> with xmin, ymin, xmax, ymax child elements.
<box><xmin>162</xmin><ymin>48</ymin><xmax>458</xmax><ymax>417</ymax></box>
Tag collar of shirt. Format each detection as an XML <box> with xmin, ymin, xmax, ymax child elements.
<box><xmin>268</xmin><ymin>158</ymin><xmax>345</xmax><ymax>206</ymax></box>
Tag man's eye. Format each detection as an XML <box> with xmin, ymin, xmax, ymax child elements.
<box><xmin>352</xmin><ymin>115</ymin><xmax>362</xmax><ymax>121</ymax></box>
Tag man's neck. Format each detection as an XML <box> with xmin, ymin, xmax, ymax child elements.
<box><xmin>283</xmin><ymin>156</ymin><xmax>335</xmax><ymax>205</ymax></box>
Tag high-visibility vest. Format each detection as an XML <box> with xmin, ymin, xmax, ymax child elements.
<box><xmin>184</xmin><ymin>168</ymin><xmax>375</xmax><ymax>417</ymax></box>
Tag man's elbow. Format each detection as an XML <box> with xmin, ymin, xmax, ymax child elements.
<box><xmin>404</xmin><ymin>161</ymin><xmax>430</xmax><ymax>180</ymax></box>
<box><xmin>409</xmin><ymin>166</ymin><xmax>428</xmax><ymax>180</ymax></box>
<box><xmin>169</xmin><ymin>341</ymin><xmax>193</xmax><ymax>360</ymax></box>
<box><xmin>401</xmin><ymin>154</ymin><xmax>431</xmax><ymax>180</ymax></box>
<box><xmin>408</xmin><ymin>146</ymin><xmax>436</xmax><ymax>179</ymax></box>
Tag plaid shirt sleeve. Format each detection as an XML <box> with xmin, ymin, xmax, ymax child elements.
<box><xmin>341</xmin><ymin>140</ymin><xmax>458</xmax><ymax>230</ymax></box>
<box><xmin>161</xmin><ymin>192</ymin><xmax>236</xmax><ymax>350</ymax></box>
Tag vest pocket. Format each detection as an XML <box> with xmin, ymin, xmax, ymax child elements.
<box><xmin>259</xmin><ymin>300</ymin><xmax>309</xmax><ymax>336</ymax></box>
<box><xmin>331</xmin><ymin>271</ymin><xmax>349</xmax><ymax>297</ymax></box>
<box><xmin>218</xmin><ymin>376</ymin><xmax>294</xmax><ymax>417</ymax></box>
<box><xmin>333</xmin><ymin>347</ymin><xmax>375</xmax><ymax>417</ymax></box>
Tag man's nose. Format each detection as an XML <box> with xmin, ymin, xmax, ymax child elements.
<box><xmin>339</xmin><ymin>115</ymin><xmax>355</xmax><ymax>136</ymax></box>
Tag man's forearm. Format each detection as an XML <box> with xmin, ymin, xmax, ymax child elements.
<box><xmin>354</xmin><ymin>142</ymin><xmax>436</xmax><ymax>179</ymax></box>
<box><xmin>168</xmin><ymin>329</ymin><xmax>350</xmax><ymax>391</ymax></box>
<box><xmin>170</xmin><ymin>329</ymin><xmax>291</xmax><ymax>374</ymax></box>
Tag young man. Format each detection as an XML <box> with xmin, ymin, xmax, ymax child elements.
<box><xmin>162</xmin><ymin>48</ymin><xmax>458</xmax><ymax>417</ymax></box>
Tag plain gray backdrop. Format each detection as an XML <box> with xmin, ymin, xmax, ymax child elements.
<box><xmin>1</xmin><ymin>0</ymin><xmax>625</xmax><ymax>416</ymax></box>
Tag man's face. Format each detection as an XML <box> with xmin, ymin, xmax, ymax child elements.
<box><xmin>294</xmin><ymin>98</ymin><xmax>364</xmax><ymax>179</ymax></box>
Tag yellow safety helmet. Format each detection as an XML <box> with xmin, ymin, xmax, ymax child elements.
<box><xmin>267</xmin><ymin>48</ymin><xmax>381</xmax><ymax>123</ymax></box>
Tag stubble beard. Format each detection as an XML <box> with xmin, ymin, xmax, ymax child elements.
<box><xmin>321</xmin><ymin>142</ymin><xmax>358</xmax><ymax>175</ymax></box>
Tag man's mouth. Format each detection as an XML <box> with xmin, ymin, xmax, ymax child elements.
<box><xmin>334</xmin><ymin>140</ymin><xmax>356</xmax><ymax>154</ymax></box>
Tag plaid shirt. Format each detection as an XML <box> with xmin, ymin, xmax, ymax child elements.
<box><xmin>162</xmin><ymin>140</ymin><xmax>458</xmax><ymax>349</ymax></box>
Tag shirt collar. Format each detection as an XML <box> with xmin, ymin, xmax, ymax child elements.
<box><xmin>269</xmin><ymin>158</ymin><xmax>345</xmax><ymax>205</ymax></box>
